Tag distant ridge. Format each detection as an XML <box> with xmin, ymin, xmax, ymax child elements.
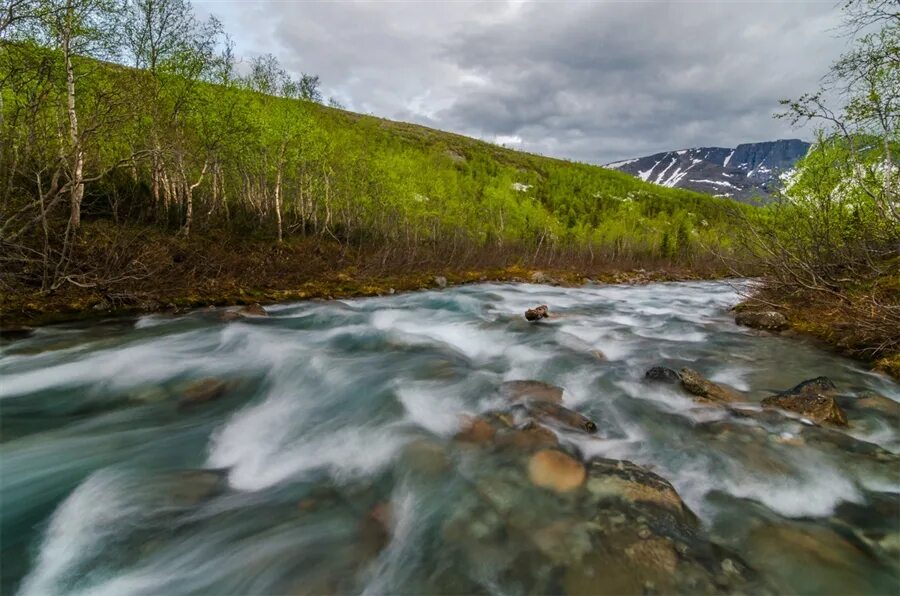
<box><xmin>606</xmin><ymin>139</ymin><xmax>810</xmax><ymax>203</ymax></box>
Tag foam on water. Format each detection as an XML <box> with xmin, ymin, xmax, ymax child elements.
<box><xmin>4</xmin><ymin>279</ymin><xmax>899</xmax><ymax>595</ymax></box>
<box><xmin>395</xmin><ymin>381</ymin><xmax>469</xmax><ymax>436</ymax></box>
<box><xmin>18</xmin><ymin>469</ymin><xmax>145</xmax><ymax>596</ymax></box>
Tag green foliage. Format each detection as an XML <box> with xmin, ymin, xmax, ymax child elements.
<box><xmin>1</xmin><ymin>8</ymin><xmax>749</xmax><ymax>266</ymax></box>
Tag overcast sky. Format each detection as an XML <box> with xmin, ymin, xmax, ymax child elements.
<box><xmin>194</xmin><ymin>0</ymin><xmax>848</xmax><ymax>164</ymax></box>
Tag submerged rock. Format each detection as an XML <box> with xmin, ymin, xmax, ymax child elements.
<box><xmin>442</xmin><ymin>446</ymin><xmax>761</xmax><ymax>595</ymax></box>
<box><xmin>402</xmin><ymin>439</ymin><xmax>452</xmax><ymax>476</ymax></box>
<box><xmin>525</xmin><ymin>401</ymin><xmax>598</xmax><ymax>433</ymax></box>
<box><xmin>358</xmin><ymin>501</ymin><xmax>392</xmax><ymax>561</ymax></box>
<box><xmin>745</xmin><ymin>520</ymin><xmax>891</xmax><ymax>595</ymax></box>
<box><xmin>455</xmin><ymin>416</ymin><xmax>497</xmax><ymax>445</ymax></box>
<box><xmin>525</xmin><ymin>305</ymin><xmax>550</xmax><ymax>321</ymax></box>
<box><xmin>220</xmin><ymin>303</ymin><xmax>268</xmax><ymax>320</ymax></box>
<box><xmin>0</xmin><ymin>325</ymin><xmax>34</xmax><ymax>341</ymax></box>
<box><xmin>499</xmin><ymin>380</ymin><xmax>564</xmax><ymax>404</ymax></box>
<box><xmin>239</xmin><ymin>303</ymin><xmax>268</xmax><ymax>317</ymax></box>
<box><xmin>528</xmin><ymin>449</ymin><xmax>586</xmax><ymax>493</ymax></box>
<box><xmin>852</xmin><ymin>391</ymin><xmax>900</xmax><ymax>418</ymax></box>
<box><xmin>833</xmin><ymin>492</ymin><xmax>900</xmax><ymax>563</ymax></box>
<box><xmin>644</xmin><ymin>366</ymin><xmax>681</xmax><ymax>383</ymax></box>
<box><xmin>496</xmin><ymin>423</ymin><xmax>559</xmax><ymax>450</ymax></box>
<box><xmin>679</xmin><ymin>368</ymin><xmax>744</xmax><ymax>404</ymax></box>
<box><xmin>735</xmin><ymin>311</ymin><xmax>789</xmax><ymax>331</ymax></box>
<box><xmin>166</xmin><ymin>469</ymin><xmax>227</xmax><ymax>506</ymax></box>
<box><xmin>179</xmin><ymin>378</ymin><xmax>229</xmax><ymax>408</ymax></box>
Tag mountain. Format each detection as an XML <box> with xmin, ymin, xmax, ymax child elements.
<box><xmin>606</xmin><ymin>139</ymin><xmax>810</xmax><ymax>202</ymax></box>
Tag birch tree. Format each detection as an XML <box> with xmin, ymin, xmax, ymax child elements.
<box><xmin>34</xmin><ymin>0</ymin><xmax>121</xmax><ymax>230</ymax></box>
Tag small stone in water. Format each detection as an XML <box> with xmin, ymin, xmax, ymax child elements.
<box><xmin>525</xmin><ymin>305</ymin><xmax>549</xmax><ymax>321</ymax></box>
<box><xmin>239</xmin><ymin>303</ymin><xmax>268</xmax><ymax>317</ymax></box>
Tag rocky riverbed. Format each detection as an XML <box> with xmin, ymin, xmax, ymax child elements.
<box><xmin>1</xmin><ymin>280</ymin><xmax>898</xmax><ymax>595</ymax></box>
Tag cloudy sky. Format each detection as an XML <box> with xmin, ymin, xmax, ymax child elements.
<box><xmin>194</xmin><ymin>0</ymin><xmax>848</xmax><ymax>164</ymax></box>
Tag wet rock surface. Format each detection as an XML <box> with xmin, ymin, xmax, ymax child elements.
<box><xmin>239</xmin><ymin>303</ymin><xmax>268</xmax><ymax>317</ymax></box>
<box><xmin>528</xmin><ymin>449</ymin><xmax>586</xmax><ymax>493</ymax></box>
<box><xmin>735</xmin><ymin>310</ymin><xmax>789</xmax><ymax>331</ymax></box>
<box><xmin>679</xmin><ymin>368</ymin><xmax>744</xmax><ymax>404</ymax></box>
<box><xmin>219</xmin><ymin>303</ymin><xmax>268</xmax><ymax>321</ymax></box>
<box><xmin>762</xmin><ymin>377</ymin><xmax>848</xmax><ymax>425</ymax></box>
<box><xmin>644</xmin><ymin>366</ymin><xmax>681</xmax><ymax>383</ymax></box>
<box><xmin>438</xmin><ymin>445</ymin><xmax>765</xmax><ymax>595</ymax></box>
<box><xmin>499</xmin><ymin>379</ymin><xmax>564</xmax><ymax>403</ymax></box>
<box><xmin>525</xmin><ymin>304</ymin><xmax>549</xmax><ymax>321</ymax></box>
<box><xmin>179</xmin><ymin>378</ymin><xmax>229</xmax><ymax>408</ymax></box>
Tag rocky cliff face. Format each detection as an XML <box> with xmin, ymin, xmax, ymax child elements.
<box><xmin>607</xmin><ymin>139</ymin><xmax>810</xmax><ymax>203</ymax></box>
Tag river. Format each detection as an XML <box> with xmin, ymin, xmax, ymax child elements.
<box><xmin>1</xmin><ymin>280</ymin><xmax>898</xmax><ymax>594</ymax></box>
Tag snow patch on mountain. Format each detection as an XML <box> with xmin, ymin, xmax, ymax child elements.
<box><xmin>605</xmin><ymin>139</ymin><xmax>810</xmax><ymax>203</ymax></box>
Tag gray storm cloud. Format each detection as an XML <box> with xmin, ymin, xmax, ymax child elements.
<box><xmin>196</xmin><ymin>0</ymin><xmax>846</xmax><ymax>163</ymax></box>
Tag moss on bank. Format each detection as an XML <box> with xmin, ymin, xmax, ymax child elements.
<box><xmin>0</xmin><ymin>221</ymin><xmax>715</xmax><ymax>330</ymax></box>
<box><xmin>741</xmin><ymin>275</ymin><xmax>900</xmax><ymax>381</ymax></box>
<box><xmin>0</xmin><ymin>266</ymin><xmax>704</xmax><ymax>328</ymax></box>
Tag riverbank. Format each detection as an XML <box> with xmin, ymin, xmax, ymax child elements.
<box><xmin>1</xmin><ymin>265</ymin><xmax>700</xmax><ymax>330</ymax></box>
<box><xmin>738</xmin><ymin>276</ymin><xmax>900</xmax><ymax>381</ymax></box>
<box><xmin>0</xmin><ymin>221</ymin><xmax>716</xmax><ymax>331</ymax></box>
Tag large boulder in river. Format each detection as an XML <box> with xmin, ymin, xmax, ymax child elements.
<box><xmin>735</xmin><ymin>310</ymin><xmax>789</xmax><ymax>331</ymax></box>
<box><xmin>761</xmin><ymin>377</ymin><xmax>847</xmax><ymax>425</ymax></box>
<box><xmin>442</xmin><ymin>450</ymin><xmax>762</xmax><ymax>595</ymax></box>
<box><xmin>679</xmin><ymin>368</ymin><xmax>744</xmax><ymax>404</ymax></box>
<box><xmin>762</xmin><ymin>392</ymin><xmax>848</xmax><ymax>425</ymax></box>
<box><xmin>585</xmin><ymin>458</ymin><xmax>697</xmax><ymax>522</ymax></box>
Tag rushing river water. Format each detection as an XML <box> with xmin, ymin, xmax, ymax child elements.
<box><xmin>1</xmin><ymin>280</ymin><xmax>898</xmax><ymax>595</ymax></box>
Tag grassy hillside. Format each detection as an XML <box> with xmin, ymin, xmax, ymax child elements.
<box><xmin>1</xmin><ymin>40</ymin><xmax>746</xmax><ymax>325</ymax></box>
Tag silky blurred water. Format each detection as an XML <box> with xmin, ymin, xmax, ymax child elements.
<box><xmin>1</xmin><ymin>280</ymin><xmax>898</xmax><ymax>595</ymax></box>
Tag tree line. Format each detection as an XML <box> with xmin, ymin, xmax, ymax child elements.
<box><xmin>1</xmin><ymin>0</ymin><xmax>745</xmax><ymax>295</ymax></box>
